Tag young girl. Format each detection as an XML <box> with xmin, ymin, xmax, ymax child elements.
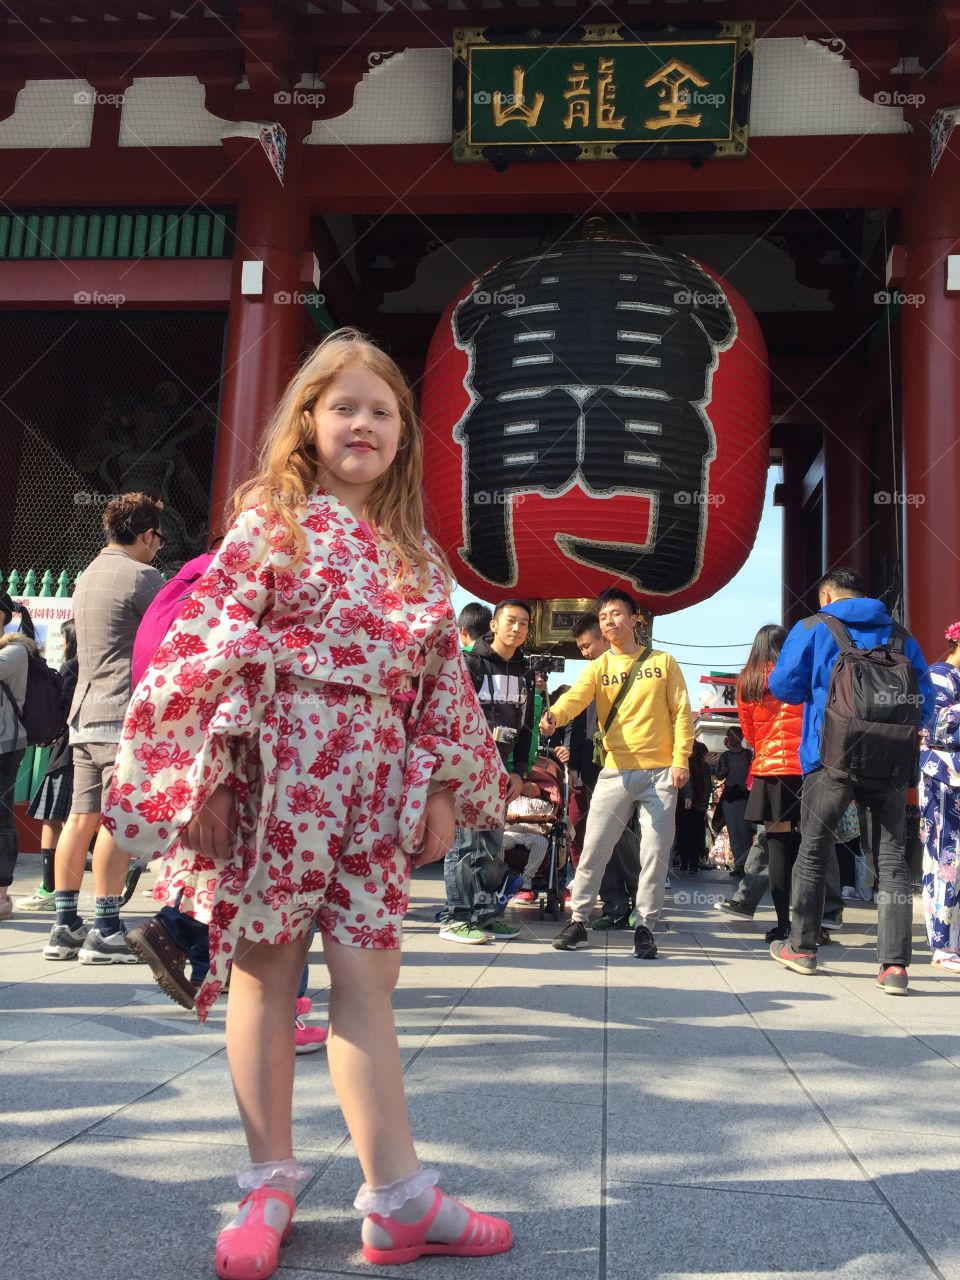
<box><xmin>104</xmin><ymin>329</ymin><xmax>511</xmax><ymax>1280</ymax></box>
<box><xmin>736</xmin><ymin>624</ymin><xmax>803</xmax><ymax>943</ymax></box>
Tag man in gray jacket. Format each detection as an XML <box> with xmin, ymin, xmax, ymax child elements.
<box><xmin>43</xmin><ymin>493</ymin><xmax>164</xmax><ymax>964</ymax></box>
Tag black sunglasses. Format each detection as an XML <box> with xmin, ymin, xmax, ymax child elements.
<box><xmin>150</xmin><ymin>528</ymin><xmax>167</xmax><ymax>549</ymax></box>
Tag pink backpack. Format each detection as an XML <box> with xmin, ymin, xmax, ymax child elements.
<box><xmin>132</xmin><ymin>552</ymin><xmax>213</xmax><ymax>690</ymax></box>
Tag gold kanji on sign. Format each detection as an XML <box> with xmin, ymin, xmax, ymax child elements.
<box><xmin>644</xmin><ymin>59</ymin><xmax>709</xmax><ymax>129</ymax></box>
<box><xmin>596</xmin><ymin>58</ymin><xmax>625</xmax><ymax>130</ymax></box>
<box><xmin>562</xmin><ymin>61</ymin><xmax>591</xmax><ymax>128</ymax></box>
<box><xmin>562</xmin><ymin>58</ymin><xmax>625</xmax><ymax>130</ymax></box>
<box><xmin>492</xmin><ymin>65</ymin><xmax>545</xmax><ymax>127</ymax></box>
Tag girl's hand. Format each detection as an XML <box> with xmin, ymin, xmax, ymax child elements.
<box><xmin>181</xmin><ymin>784</ymin><xmax>236</xmax><ymax>860</ymax></box>
<box><xmin>411</xmin><ymin>787</ymin><xmax>455</xmax><ymax>868</ymax></box>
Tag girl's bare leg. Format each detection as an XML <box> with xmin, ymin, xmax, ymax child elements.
<box><xmin>226</xmin><ymin>932</ymin><xmax>312</xmax><ymax>1162</ymax></box>
<box><xmin>323</xmin><ymin>937</ymin><xmax>511</xmax><ymax>1253</ymax></box>
<box><xmin>216</xmin><ymin>933</ymin><xmax>314</xmax><ymax>1278</ymax></box>
<box><xmin>322</xmin><ymin>937</ymin><xmax>418</xmax><ymax>1185</ymax></box>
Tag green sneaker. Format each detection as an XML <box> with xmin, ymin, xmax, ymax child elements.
<box><xmin>439</xmin><ymin>922</ymin><xmax>492</xmax><ymax>945</ymax></box>
<box><xmin>485</xmin><ymin>919</ymin><xmax>520</xmax><ymax>940</ymax></box>
<box><xmin>591</xmin><ymin>914</ymin><xmax>629</xmax><ymax>931</ymax></box>
<box><xmin>17</xmin><ymin>885</ymin><xmax>56</xmax><ymax>912</ymax></box>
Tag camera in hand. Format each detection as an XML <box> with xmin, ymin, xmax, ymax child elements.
<box><xmin>528</xmin><ymin>653</ymin><xmax>565</xmax><ymax>675</ymax></box>
<box><xmin>492</xmin><ymin>725</ymin><xmax>518</xmax><ymax>745</ymax></box>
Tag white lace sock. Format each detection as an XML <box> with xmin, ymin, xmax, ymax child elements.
<box><xmin>356</xmin><ymin>1167</ymin><xmax>472</xmax><ymax>1249</ymax></box>
<box><xmin>223</xmin><ymin>1160</ymin><xmax>311</xmax><ymax>1231</ymax></box>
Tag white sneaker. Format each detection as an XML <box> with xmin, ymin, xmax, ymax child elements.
<box><xmin>43</xmin><ymin>921</ymin><xmax>91</xmax><ymax>960</ymax></box>
<box><xmin>17</xmin><ymin>886</ymin><xmax>56</xmax><ymax>912</ymax></box>
<box><xmin>78</xmin><ymin>927</ymin><xmax>143</xmax><ymax>965</ymax></box>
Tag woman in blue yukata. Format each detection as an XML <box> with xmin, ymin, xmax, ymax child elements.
<box><xmin>920</xmin><ymin>620</ymin><xmax>960</xmax><ymax>972</ymax></box>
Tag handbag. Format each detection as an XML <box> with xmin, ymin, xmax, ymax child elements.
<box><xmin>592</xmin><ymin>647</ymin><xmax>651</xmax><ymax>768</ymax></box>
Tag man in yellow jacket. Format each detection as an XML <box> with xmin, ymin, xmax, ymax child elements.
<box><xmin>541</xmin><ymin>587</ymin><xmax>694</xmax><ymax>958</ymax></box>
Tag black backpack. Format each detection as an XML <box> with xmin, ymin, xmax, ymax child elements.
<box><xmin>0</xmin><ymin>650</ymin><xmax>68</xmax><ymax>746</ymax></box>
<box><xmin>817</xmin><ymin>613</ymin><xmax>921</xmax><ymax>787</ymax></box>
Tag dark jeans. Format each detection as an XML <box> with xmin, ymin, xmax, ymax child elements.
<box><xmin>158</xmin><ymin>905</ymin><xmax>211</xmax><ymax>984</ymax></box>
<box><xmin>445</xmin><ymin>826</ymin><xmax>508</xmax><ymax>925</ymax></box>
<box><xmin>0</xmin><ymin>749</ymin><xmax>24</xmax><ymax>888</ymax></box>
<box><xmin>158</xmin><ymin>903</ymin><xmax>312</xmax><ymax>995</ymax></box>
<box><xmin>790</xmin><ymin>769</ymin><xmax>911</xmax><ymax>965</ymax></box>
<box><xmin>598</xmin><ymin>824</ymin><xmax>641</xmax><ymax>920</ymax></box>
<box><xmin>835</xmin><ymin>838</ymin><xmax>863</xmax><ymax>888</ymax></box>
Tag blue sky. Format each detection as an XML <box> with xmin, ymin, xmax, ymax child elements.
<box><xmin>451</xmin><ymin>468</ymin><xmax>783</xmax><ymax>710</ymax></box>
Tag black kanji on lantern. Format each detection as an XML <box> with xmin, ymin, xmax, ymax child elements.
<box><xmin>452</xmin><ymin>241</ymin><xmax>736</xmax><ymax>593</ymax></box>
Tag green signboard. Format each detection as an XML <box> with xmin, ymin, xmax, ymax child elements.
<box><xmin>452</xmin><ymin>23</ymin><xmax>753</xmax><ymax>163</ymax></box>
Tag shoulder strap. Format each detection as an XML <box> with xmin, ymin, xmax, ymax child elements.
<box><xmin>602</xmin><ymin>646</ymin><xmax>652</xmax><ymax>734</ymax></box>
<box><xmin>0</xmin><ymin>678</ymin><xmax>26</xmax><ymax>731</ymax></box>
<box><xmin>817</xmin><ymin>612</ymin><xmax>855</xmax><ymax>653</ymax></box>
<box><xmin>888</xmin><ymin>622</ymin><xmax>908</xmax><ymax>654</ymax></box>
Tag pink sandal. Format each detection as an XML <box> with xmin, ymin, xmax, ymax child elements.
<box><xmin>362</xmin><ymin>1186</ymin><xmax>512</xmax><ymax>1265</ymax></box>
<box><xmin>215</xmin><ymin>1186</ymin><xmax>296</xmax><ymax>1280</ymax></box>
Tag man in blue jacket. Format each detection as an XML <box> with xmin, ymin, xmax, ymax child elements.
<box><xmin>768</xmin><ymin>566</ymin><xmax>933</xmax><ymax>995</ymax></box>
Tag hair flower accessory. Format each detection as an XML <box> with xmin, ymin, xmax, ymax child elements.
<box><xmin>945</xmin><ymin>621</ymin><xmax>960</xmax><ymax>643</ymax></box>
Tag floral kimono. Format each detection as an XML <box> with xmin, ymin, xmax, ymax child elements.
<box><xmin>103</xmin><ymin>491</ymin><xmax>508</xmax><ymax>1018</ymax></box>
<box><xmin>919</xmin><ymin>662</ymin><xmax>960</xmax><ymax>953</ymax></box>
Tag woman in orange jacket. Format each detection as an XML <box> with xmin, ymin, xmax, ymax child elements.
<box><xmin>736</xmin><ymin>625</ymin><xmax>804</xmax><ymax>942</ymax></box>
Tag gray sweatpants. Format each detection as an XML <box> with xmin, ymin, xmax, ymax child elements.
<box><xmin>570</xmin><ymin>767</ymin><xmax>678</xmax><ymax>928</ymax></box>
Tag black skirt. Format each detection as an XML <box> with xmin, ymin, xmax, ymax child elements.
<box><xmin>744</xmin><ymin>774</ymin><xmax>803</xmax><ymax>825</ymax></box>
<box><xmin>26</xmin><ymin>766</ymin><xmax>74</xmax><ymax>822</ymax></box>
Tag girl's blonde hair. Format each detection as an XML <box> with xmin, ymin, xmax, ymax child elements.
<box><xmin>230</xmin><ymin>327</ymin><xmax>447</xmax><ymax>586</ymax></box>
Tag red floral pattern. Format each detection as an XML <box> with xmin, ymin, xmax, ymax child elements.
<box><xmin>104</xmin><ymin>491</ymin><xmax>507</xmax><ymax>1020</ymax></box>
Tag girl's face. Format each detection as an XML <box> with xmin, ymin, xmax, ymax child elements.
<box><xmin>309</xmin><ymin>364</ymin><xmax>403</xmax><ymax>513</ymax></box>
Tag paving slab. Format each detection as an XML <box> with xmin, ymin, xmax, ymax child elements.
<box><xmin>834</xmin><ymin>1127</ymin><xmax>960</xmax><ymax>1279</ymax></box>
<box><xmin>0</xmin><ymin>1132</ymin><xmax>263</xmax><ymax>1277</ymax></box>
<box><xmin>605</xmin><ymin>1181</ymin><xmax>936</xmax><ymax>1280</ymax></box>
<box><xmin>94</xmin><ymin>1045</ymin><xmax>348</xmax><ymax>1154</ymax></box>
<box><xmin>0</xmin><ymin>1058</ymin><xmax>180</xmax><ymax>1172</ymax></box>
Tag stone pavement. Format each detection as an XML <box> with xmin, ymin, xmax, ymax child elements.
<box><xmin>2</xmin><ymin>858</ymin><xmax>960</xmax><ymax>1280</ymax></box>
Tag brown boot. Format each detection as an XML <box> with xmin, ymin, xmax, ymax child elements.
<box><xmin>125</xmin><ymin>918</ymin><xmax>198</xmax><ymax>1010</ymax></box>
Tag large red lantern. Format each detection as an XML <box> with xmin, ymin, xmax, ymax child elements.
<box><xmin>420</xmin><ymin>239</ymin><xmax>769</xmax><ymax>616</ymax></box>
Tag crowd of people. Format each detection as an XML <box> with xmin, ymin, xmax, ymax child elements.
<box><xmin>0</xmin><ymin>326</ymin><xmax>957</xmax><ymax>1280</ymax></box>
